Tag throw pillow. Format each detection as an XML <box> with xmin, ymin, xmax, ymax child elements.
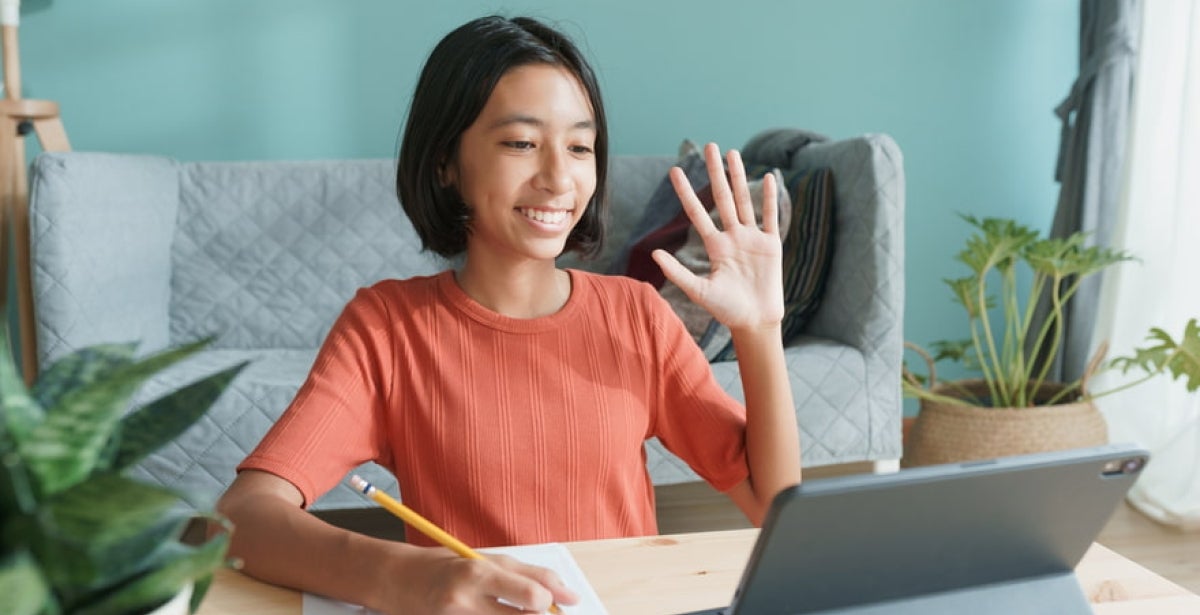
<box><xmin>724</xmin><ymin>164</ymin><xmax>837</xmax><ymax>361</ymax></box>
<box><xmin>612</xmin><ymin>139</ymin><xmax>837</xmax><ymax>363</ymax></box>
<box><xmin>607</xmin><ymin>140</ymin><xmax>708</xmax><ymax>285</ymax></box>
<box><xmin>658</xmin><ymin>168</ymin><xmax>793</xmax><ymax>361</ymax></box>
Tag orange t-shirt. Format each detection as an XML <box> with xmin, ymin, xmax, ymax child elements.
<box><xmin>239</xmin><ymin>269</ymin><xmax>749</xmax><ymax>547</ymax></box>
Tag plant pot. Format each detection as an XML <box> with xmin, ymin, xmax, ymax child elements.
<box><xmin>903</xmin><ymin>379</ymin><xmax>1108</xmax><ymax>467</ymax></box>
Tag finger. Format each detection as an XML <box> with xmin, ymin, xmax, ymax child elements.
<box><xmin>669</xmin><ymin>166</ymin><xmax>719</xmax><ymax>237</ymax></box>
<box><xmin>727</xmin><ymin>149</ymin><xmax>755</xmax><ymax>227</ymax></box>
<box><xmin>477</xmin><ymin>565</ymin><xmax>557</xmax><ymax>614</ymax></box>
<box><xmin>652</xmin><ymin>249</ymin><xmax>705</xmax><ymax>304</ymax></box>
<box><xmin>506</xmin><ymin>561</ymin><xmax>581</xmax><ymax>607</ymax></box>
<box><xmin>703</xmin><ymin>142</ymin><xmax>738</xmax><ymax>232</ymax></box>
<box><xmin>761</xmin><ymin>170</ymin><xmax>780</xmax><ymax>237</ymax></box>
<box><xmin>486</xmin><ymin>555</ymin><xmax>579</xmax><ymax>612</ymax></box>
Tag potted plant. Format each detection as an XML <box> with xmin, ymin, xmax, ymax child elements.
<box><xmin>902</xmin><ymin>215</ymin><xmax>1200</xmax><ymax>466</ymax></box>
<box><xmin>0</xmin><ymin>329</ymin><xmax>247</xmax><ymax>615</ymax></box>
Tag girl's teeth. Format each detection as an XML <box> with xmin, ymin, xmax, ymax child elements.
<box><xmin>522</xmin><ymin>209</ymin><xmax>567</xmax><ymax>224</ymax></box>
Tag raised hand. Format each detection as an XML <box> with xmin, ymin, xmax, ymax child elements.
<box><xmin>652</xmin><ymin>142</ymin><xmax>785</xmax><ymax>333</ymax></box>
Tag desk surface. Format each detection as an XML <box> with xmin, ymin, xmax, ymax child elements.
<box><xmin>197</xmin><ymin>529</ymin><xmax>1200</xmax><ymax>614</ymax></box>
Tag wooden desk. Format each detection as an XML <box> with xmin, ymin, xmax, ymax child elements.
<box><xmin>197</xmin><ymin>529</ymin><xmax>1200</xmax><ymax>614</ymax></box>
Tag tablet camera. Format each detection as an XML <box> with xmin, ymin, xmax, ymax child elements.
<box><xmin>1121</xmin><ymin>457</ymin><xmax>1146</xmax><ymax>474</ymax></box>
<box><xmin>1103</xmin><ymin>456</ymin><xmax>1147</xmax><ymax>476</ymax></box>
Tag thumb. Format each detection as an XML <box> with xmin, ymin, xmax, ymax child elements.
<box><xmin>652</xmin><ymin>249</ymin><xmax>703</xmax><ymax>300</ymax></box>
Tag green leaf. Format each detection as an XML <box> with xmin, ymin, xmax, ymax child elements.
<box><xmin>19</xmin><ymin>340</ymin><xmax>211</xmax><ymax>496</ymax></box>
<box><xmin>1111</xmin><ymin>319</ymin><xmax>1200</xmax><ymax>392</ymax></box>
<box><xmin>957</xmin><ymin>215</ymin><xmax>1040</xmax><ymax>276</ymax></box>
<box><xmin>72</xmin><ymin>533</ymin><xmax>229</xmax><ymax>615</ymax></box>
<box><xmin>109</xmin><ymin>362</ymin><xmax>248</xmax><ymax>473</ymax></box>
<box><xmin>33</xmin><ymin>473</ymin><xmax>190</xmax><ymax>596</ymax></box>
<box><xmin>1153</xmin><ymin>319</ymin><xmax>1200</xmax><ymax>392</ymax></box>
<box><xmin>1</xmin><ymin>385</ymin><xmax>39</xmax><ymax>529</ymax></box>
<box><xmin>0</xmin><ymin>549</ymin><xmax>55</xmax><ymax>615</ymax></box>
<box><xmin>189</xmin><ymin>572</ymin><xmax>214</xmax><ymax>614</ymax></box>
<box><xmin>931</xmin><ymin>339</ymin><xmax>975</xmax><ymax>365</ymax></box>
<box><xmin>943</xmin><ymin>276</ymin><xmax>991</xmax><ymax>319</ymax></box>
<box><xmin>1</xmin><ymin>447</ymin><xmax>39</xmax><ymax>535</ymax></box>
<box><xmin>0</xmin><ymin>329</ymin><xmax>45</xmax><ymax>446</ymax></box>
<box><xmin>31</xmin><ymin>344</ymin><xmax>137</xmax><ymax>413</ymax></box>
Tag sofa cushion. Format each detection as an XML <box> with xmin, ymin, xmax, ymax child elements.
<box><xmin>609</xmin><ymin>140</ymin><xmax>837</xmax><ymax>362</ymax></box>
<box><xmin>699</xmin><ymin>164</ymin><xmax>837</xmax><ymax>361</ymax></box>
<box><xmin>606</xmin><ymin>142</ymin><xmax>709</xmax><ymax>280</ymax></box>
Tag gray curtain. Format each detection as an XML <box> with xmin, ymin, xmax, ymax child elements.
<box><xmin>1033</xmin><ymin>0</ymin><xmax>1140</xmax><ymax>383</ymax></box>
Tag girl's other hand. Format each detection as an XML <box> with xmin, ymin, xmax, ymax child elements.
<box><xmin>383</xmin><ymin>546</ymin><xmax>579</xmax><ymax>614</ymax></box>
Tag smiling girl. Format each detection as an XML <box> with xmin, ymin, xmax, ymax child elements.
<box><xmin>217</xmin><ymin>15</ymin><xmax>801</xmax><ymax>615</ymax></box>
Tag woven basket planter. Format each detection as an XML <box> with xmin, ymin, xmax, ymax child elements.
<box><xmin>903</xmin><ymin>379</ymin><xmax>1108</xmax><ymax>467</ymax></box>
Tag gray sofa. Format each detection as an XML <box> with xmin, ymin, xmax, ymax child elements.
<box><xmin>27</xmin><ymin>131</ymin><xmax>905</xmax><ymax>511</ymax></box>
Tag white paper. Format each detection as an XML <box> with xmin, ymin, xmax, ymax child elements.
<box><xmin>481</xmin><ymin>543</ymin><xmax>608</xmax><ymax>615</ymax></box>
<box><xmin>302</xmin><ymin>542</ymin><xmax>607</xmax><ymax>615</ymax></box>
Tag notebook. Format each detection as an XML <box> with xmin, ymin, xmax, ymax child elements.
<box><xmin>302</xmin><ymin>542</ymin><xmax>606</xmax><ymax>615</ymax></box>
<box><xmin>679</xmin><ymin>443</ymin><xmax>1150</xmax><ymax>615</ymax></box>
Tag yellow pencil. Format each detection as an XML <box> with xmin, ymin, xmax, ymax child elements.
<box><xmin>349</xmin><ymin>475</ymin><xmax>563</xmax><ymax>614</ymax></box>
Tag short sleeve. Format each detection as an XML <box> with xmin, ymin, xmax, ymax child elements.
<box><xmin>643</xmin><ymin>286</ymin><xmax>750</xmax><ymax>492</ymax></box>
<box><xmin>237</xmin><ymin>288</ymin><xmax>393</xmax><ymax>507</ymax></box>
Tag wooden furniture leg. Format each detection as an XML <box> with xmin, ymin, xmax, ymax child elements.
<box><xmin>0</xmin><ymin>99</ymin><xmax>69</xmax><ymax>384</ymax></box>
<box><xmin>2</xmin><ymin>20</ymin><xmax>71</xmax><ymax>385</ymax></box>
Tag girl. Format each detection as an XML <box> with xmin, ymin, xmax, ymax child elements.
<box><xmin>218</xmin><ymin>15</ymin><xmax>801</xmax><ymax>615</ymax></box>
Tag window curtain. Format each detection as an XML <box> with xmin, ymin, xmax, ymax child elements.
<box><xmin>1090</xmin><ymin>0</ymin><xmax>1200</xmax><ymax>530</ymax></box>
<box><xmin>1033</xmin><ymin>0</ymin><xmax>1140</xmax><ymax>382</ymax></box>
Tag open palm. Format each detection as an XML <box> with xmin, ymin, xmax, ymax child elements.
<box><xmin>652</xmin><ymin>143</ymin><xmax>785</xmax><ymax>332</ymax></box>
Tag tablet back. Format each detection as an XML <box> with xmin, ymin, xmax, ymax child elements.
<box><xmin>728</xmin><ymin>443</ymin><xmax>1149</xmax><ymax>615</ymax></box>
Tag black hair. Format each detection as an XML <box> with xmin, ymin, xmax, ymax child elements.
<box><xmin>397</xmin><ymin>15</ymin><xmax>609</xmax><ymax>258</ymax></box>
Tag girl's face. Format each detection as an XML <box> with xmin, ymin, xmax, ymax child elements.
<box><xmin>444</xmin><ymin>63</ymin><xmax>598</xmax><ymax>265</ymax></box>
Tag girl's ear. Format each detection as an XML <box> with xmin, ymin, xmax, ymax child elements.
<box><xmin>438</xmin><ymin>159</ymin><xmax>457</xmax><ymax>188</ymax></box>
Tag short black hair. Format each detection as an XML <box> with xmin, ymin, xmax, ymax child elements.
<box><xmin>397</xmin><ymin>16</ymin><xmax>609</xmax><ymax>259</ymax></box>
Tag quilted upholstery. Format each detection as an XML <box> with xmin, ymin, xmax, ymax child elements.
<box><xmin>27</xmin><ymin>132</ymin><xmax>904</xmax><ymax>511</ymax></box>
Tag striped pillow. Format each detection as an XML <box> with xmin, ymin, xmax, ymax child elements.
<box><xmin>710</xmin><ymin>165</ymin><xmax>836</xmax><ymax>361</ymax></box>
<box><xmin>658</xmin><ymin>168</ymin><xmax>793</xmax><ymax>361</ymax></box>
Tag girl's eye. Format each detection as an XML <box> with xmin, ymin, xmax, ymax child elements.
<box><xmin>504</xmin><ymin>141</ymin><xmax>535</xmax><ymax>150</ymax></box>
<box><xmin>570</xmin><ymin>145</ymin><xmax>594</xmax><ymax>155</ymax></box>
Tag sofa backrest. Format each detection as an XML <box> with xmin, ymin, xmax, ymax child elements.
<box><xmin>169</xmin><ymin>159</ymin><xmax>445</xmax><ymax>349</ymax></box>
<box><xmin>29</xmin><ymin>152</ymin><xmax>684</xmax><ymax>361</ymax></box>
<box><xmin>170</xmin><ymin>156</ymin><xmax>683</xmax><ymax>349</ymax></box>
<box><xmin>29</xmin><ymin>152</ymin><xmax>180</xmax><ymax>365</ymax></box>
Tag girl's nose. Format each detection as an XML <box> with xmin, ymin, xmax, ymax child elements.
<box><xmin>534</xmin><ymin>149</ymin><xmax>572</xmax><ymax>195</ymax></box>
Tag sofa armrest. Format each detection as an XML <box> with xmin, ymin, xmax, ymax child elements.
<box><xmin>790</xmin><ymin>135</ymin><xmax>903</xmax><ymax>353</ymax></box>
<box><xmin>790</xmin><ymin>134</ymin><xmax>905</xmax><ymax>457</ymax></box>
<box><xmin>29</xmin><ymin>152</ymin><xmax>180</xmax><ymax>367</ymax></box>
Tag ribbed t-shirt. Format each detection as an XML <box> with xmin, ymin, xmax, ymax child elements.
<box><xmin>239</xmin><ymin>269</ymin><xmax>749</xmax><ymax>548</ymax></box>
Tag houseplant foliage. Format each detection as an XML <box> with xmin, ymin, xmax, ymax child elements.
<box><xmin>904</xmin><ymin>215</ymin><xmax>1200</xmax><ymax>409</ymax></box>
<box><xmin>0</xmin><ymin>330</ymin><xmax>247</xmax><ymax>615</ymax></box>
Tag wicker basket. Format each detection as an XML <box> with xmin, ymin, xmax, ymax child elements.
<box><xmin>903</xmin><ymin>379</ymin><xmax>1109</xmax><ymax>467</ymax></box>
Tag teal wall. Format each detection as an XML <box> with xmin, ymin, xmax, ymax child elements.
<box><xmin>14</xmin><ymin>1</ymin><xmax>1077</xmax><ymax>410</ymax></box>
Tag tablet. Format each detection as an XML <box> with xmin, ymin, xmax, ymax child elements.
<box><xmin>682</xmin><ymin>443</ymin><xmax>1149</xmax><ymax>615</ymax></box>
